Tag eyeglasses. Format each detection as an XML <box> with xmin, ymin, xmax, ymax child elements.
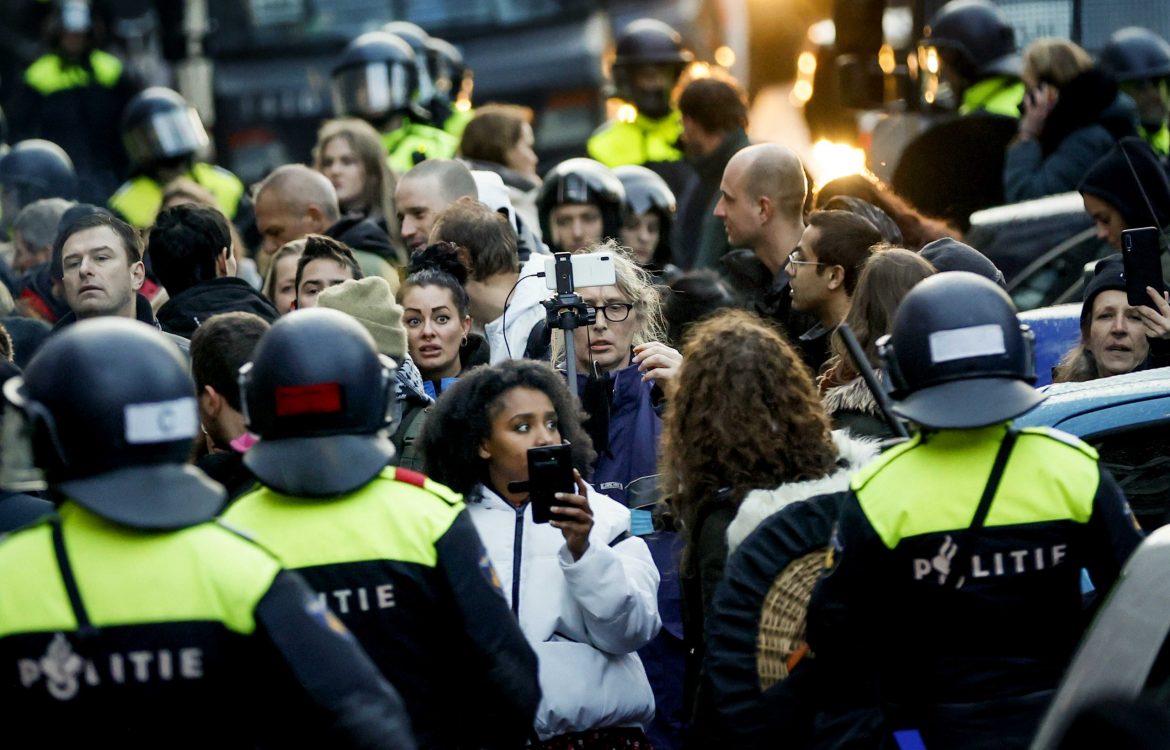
<box><xmin>587</xmin><ymin>302</ymin><xmax>635</xmax><ymax>323</ymax></box>
<box><xmin>785</xmin><ymin>249</ymin><xmax>826</xmax><ymax>272</ymax></box>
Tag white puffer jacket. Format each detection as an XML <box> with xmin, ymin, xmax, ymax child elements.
<box><xmin>467</xmin><ymin>482</ymin><xmax>661</xmax><ymax>740</ymax></box>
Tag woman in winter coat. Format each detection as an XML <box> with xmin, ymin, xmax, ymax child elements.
<box><xmin>419</xmin><ymin>359</ymin><xmax>661</xmax><ymax>749</ymax></box>
<box><xmin>657</xmin><ymin>309</ymin><xmax>879</xmax><ymax>743</ymax></box>
<box><xmin>819</xmin><ymin>247</ymin><xmax>937</xmax><ymax>439</ymax></box>
<box><xmin>1004</xmin><ymin>38</ymin><xmax>1138</xmax><ymax>202</ymax></box>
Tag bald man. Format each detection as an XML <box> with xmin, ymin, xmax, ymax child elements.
<box><xmin>254</xmin><ymin>164</ymin><xmax>399</xmax><ymax>289</ymax></box>
<box><xmin>714</xmin><ymin>143</ymin><xmax>819</xmax><ymax>359</ymax></box>
<box><xmin>394</xmin><ymin>159</ymin><xmax>478</xmax><ymax>252</ymax></box>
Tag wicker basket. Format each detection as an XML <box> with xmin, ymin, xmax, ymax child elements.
<box><xmin>756</xmin><ymin>549</ymin><xmax>827</xmax><ymax>690</ymax></box>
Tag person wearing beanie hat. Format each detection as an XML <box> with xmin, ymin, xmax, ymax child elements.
<box><xmin>1079</xmin><ymin>136</ymin><xmax>1170</xmax><ymax>249</ymax></box>
<box><xmin>317</xmin><ymin>276</ymin><xmax>434</xmax><ymax>469</ymax></box>
<box><xmin>920</xmin><ymin>236</ymin><xmax>1007</xmax><ymax>288</ymax></box>
<box><xmin>1054</xmin><ymin>254</ymin><xmax>1170</xmax><ymax>381</ymax></box>
<box><xmin>318</xmin><ymin>276</ymin><xmax>407</xmax><ymax>359</ymax></box>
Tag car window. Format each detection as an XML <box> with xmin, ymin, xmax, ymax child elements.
<box><xmin>1092</xmin><ymin>423</ymin><xmax>1170</xmax><ymax>532</ymax></box>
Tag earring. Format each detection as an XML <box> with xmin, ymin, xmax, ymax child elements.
<box><xmin>462</xmin><ymin>335</ymin><xmax>469</xmax><ymax>347</ymax></box>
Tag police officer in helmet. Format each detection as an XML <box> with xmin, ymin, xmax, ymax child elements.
<box><xmin>614</xmin><ymin>164</ymin><xmax>678</xmax><ymax>279</ymax></box>
<box><xmin>425</xmin><ymin>36</ymin><xmax>474</xmax><ymax>139</ymax></box>
<box><xmin>806</xmin><ymin>273</ymin><xmax>1142</xmax><ymax>749</ymax></box>
<box><xmin>1099</xmin><ymin>27</ymin><xmax>1170</xmax><ymax>158</ymax></box>
<box><xmin>536</xmin><ymin>157</ymin><xmax>626</xmax><ymax>254</ymax></box>
<box><xmin>0</xmin><ymin>318</ymin><xmax>416</xmax><ymax>748</ymax></box>
<box><xmin>332</xmin><ymin>29</ymin><xmax>457</xmax><ymax>175</ymax></box>
<box><xmin>223</xmin><ymin>308</ymin><xmax>540</xmax><ymax>750</ymax></box>
<box><xmin>108</xmin><ymin>87</ymin><xmax>247</xmax><ymax>231</ymax></box>
<box><xmin>588</xmin><ymin>19</ymin><xmax>694</xmax><ymax>198</ymax></box>
<box><xmin>918</xmin><ymin>0</ymin><xmax>1024</xmax><ymax>116</ymax></box>
<box><xmin>0</xmin><ymin>138</ymin><xmax>77</xmax><ymax>234</ymax></box>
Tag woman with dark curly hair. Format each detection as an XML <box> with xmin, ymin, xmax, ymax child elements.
<box><xmin>814</xmin><ymin>172</ymin><xmax>961</xmax><ymax>251</ymax></box>
<box><xmin>660</xmin><ymin>309</ymin><xmax>879</xmax><ymax>743</ymax></box>
<box><xmin>419</xmin><ymin>359</ymin><xmax>661</xmax><ymax>749</ymax></box>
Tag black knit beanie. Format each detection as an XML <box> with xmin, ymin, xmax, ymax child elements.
<box><xmin>1078</xmin><ymin>137</ymin><xmax>1170</xmax><ymax>230</ymax></box>
<box><xmin>1080</xmin><ymin>254</ymin><xmax>1127</xmax><ymax>331</ymax></box>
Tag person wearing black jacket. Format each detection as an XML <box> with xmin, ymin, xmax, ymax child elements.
<box><xmin>149</xmin><ymin>204</ymin><xmax>277</xmax><ymax>339</ymax></box>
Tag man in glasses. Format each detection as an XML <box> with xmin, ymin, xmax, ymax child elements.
<box><xmin>788</xmin><ymin>210</ymin><xmax>881</xmax><ymax>373</ymax></box>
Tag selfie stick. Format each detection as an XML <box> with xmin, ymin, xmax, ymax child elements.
<box><xmin>541</xmin><ymin>253</ymin><xmax>596</xmax><ymax>390</ymax></box>
<box><xmin>837</xmin><ymin>324</ymin><xmax>909</xmax><ymax>439</ymax></box>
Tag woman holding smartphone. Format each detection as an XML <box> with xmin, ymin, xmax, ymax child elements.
<box><xmin>419</xmin><ymin>359</ymin><xmax>661</xmax><ymax>749</ymax></box>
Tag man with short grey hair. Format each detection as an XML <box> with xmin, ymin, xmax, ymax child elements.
<box><xmin>394</xmin><ymin>159</ymin><xmax>478</xmax><ymax>252</ymax></box>
<box><xmin>12</xmin><ymin>198</ymin><xmax>74</xmax><ymax>275</ymax></box>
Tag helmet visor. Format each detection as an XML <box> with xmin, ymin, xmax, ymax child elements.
<box><xmin>124</xmin><ymin>106</ymin><xmax>209</xmax><ymax>166</ymax></box>
<box><xmin>331</xmin><ymin>62</ymin><xmax>414</xmax><ymax>119</ymax></box>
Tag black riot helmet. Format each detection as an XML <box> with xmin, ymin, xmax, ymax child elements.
<box><xmin>612</xmin><ymin>19</ymin><xmax>693</xmax><ymax>119</ymax></box>
<box><xmin>537</xmin><ymin>158</ymin><xmax>627</xmax><ymax>252</ymax></box>
<box><xmin>382</xmin><ymin>22</ymin><xmax>437</xmax><ymax>117</ymax></box>
<box><xmin>332</xmin><ymin>31</ymin><xmax>426</xmax><ymax>125</ymax></box>
<box><xmin>921</xmin><ymin>0</ymin><xmax>1020</xmax><ymax>81</ymax></box>
<box><xmin>614</xmin><ymin>165</ymin><xmax>676</xmax><ymax>267</ymax></box>
<box><xmin>426</xmin><ymin>36</ymin><xmax>471</xmax><ymax>122</ymax></box>
<box><xmin>2</xmin><ymin>319</ymin><xmax>225</xmax><ymax>528</ymax></box>
<box><xmin>878</xmin><ymin>272</ymin><xmax>1042</xmax><ymax>430</ymax></box>
<box><xmin>0</xmin><ymin>139</ymin><xmax>78</xmax><ymax>223</ymax></box>
<box><xmin>240</xmin><ymin>308</ymin><xmax>398</xmax><ymax>497</ymax></box>
<box><xmin>121</xmin><ymin>87</ymin><xmax>210</xmax><ymax>171</ymax></box>
<box><xmin>1099</xmin><ymin>27</ymin><xmax>1170</xmax><ymax>82</ymax></box>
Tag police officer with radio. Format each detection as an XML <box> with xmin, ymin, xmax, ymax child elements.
<box><xmin>222</xmin><ymin>308</ymin><xmax>540</xmax><ymax>750</ymax></box>
<box><xmin>0</xmin><ymin>318</ymin><xmax>416</xmax><ymax>748</ymax></box>
<box><xmin>588</xmin><ymin>19</ymin><xmax>694</xmax><ymax>199</ymax></box>
<box><xmin>332</xmin><ymin>30</ymin><xmax>458</xmax><ymax>176</ymax></box>
<box><xmin>108</xmin><ymin>87</ymin><xmax>247</xmax><ymax>231</ymax></box>
<box><xmin>536</xmin><ymin>158</ymin><xmax>626</xmax><ymax>254</ymax></box>
<box><xmin>806</xmin><ymin>273</ymin><xmax>1142</xmax><ymax>749</ymax></box>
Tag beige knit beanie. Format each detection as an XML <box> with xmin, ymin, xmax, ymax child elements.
<box><xmin>316</xmin><ymin>277</ymin><xmax>407</xmax><ymax>359</ymax></box>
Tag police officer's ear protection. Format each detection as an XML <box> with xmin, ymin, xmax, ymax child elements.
<box><xmin>876</xmin><ymin>334</ymin><xmax>906</xmax><ymax>397</ymax></box>
<box><xmin>1</xmin><ymin>378</ymin><xmax>65</xmax><ymax>488</ymax></box>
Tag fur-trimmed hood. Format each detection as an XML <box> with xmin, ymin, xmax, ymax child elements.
<box><xmin>822</xmin><ymin>375</ymin><xmax>880</xmax><ymax>418</ymax></box>
<box><xmin>725</xmin><ymin>430</ymin><xmax>881</xmax><ymax>553</ymax></box>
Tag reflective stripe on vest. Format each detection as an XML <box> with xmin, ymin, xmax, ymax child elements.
<box><xmin>0</xmin><ymin>503</ymin><xmax>279</xmax><ymax>638</ymax></box>
<box><xmin>224</xmin><ymin>467</ymin><xmax>463</xmax><ymax>570</ymax></box>
<box><xmin>109</xmin><ymin>163</ymin><xmax>245</xmax><ymax>229</ymax></box>
<box><xmin>852</xmin><ymin>425</ymin><xmax>1100</xmax><ymax>549</ymax></box>
<box><xmin>587</xmin><ymin>111</ymin><xmax>684</xmax><ymax>168</ymax></box>
<box><xmin>24</xmin><ymin>50</ymin><xmax>123</xmax><ymax>95</ymax></box>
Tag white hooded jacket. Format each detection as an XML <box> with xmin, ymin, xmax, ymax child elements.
<box><xmin>466</xmin><ymin>482</ymin><xmax>661</xmax><ymax>740</ymax></box>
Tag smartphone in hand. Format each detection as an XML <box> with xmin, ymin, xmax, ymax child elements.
<box><xmin>1121</xmin><ymin>227</ymin><xmax>1166</xmax><ymax>308</ymax></box>
<box><xmin>526</xmin><ymin>443</ymin><xmax>575</xmax><ymax>524</ymax></box>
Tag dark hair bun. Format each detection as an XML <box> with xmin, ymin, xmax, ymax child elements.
<box><xmin>410</xmin><ymin>242</ymin><xmax>468</xmax><ymax>286</ymax></box>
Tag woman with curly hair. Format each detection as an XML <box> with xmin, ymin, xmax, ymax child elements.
<box><xmin>820</xmin><ymin>247</ymin><xmax>936</xmax><ymax>438</ymax></box>
<box><xmin>814</xmin><ymin>172</ymin><xmax>961</xmax><ymax>251</ymax></box>
<box><xmin>419</xmin><ymin>359</ymin><xmax>661</xmax><ymax>749</ymax></box>
<box><xmin>660</xmin><ymin>309</ymin><xmax>879</xmax><ymax>743</ymax></box>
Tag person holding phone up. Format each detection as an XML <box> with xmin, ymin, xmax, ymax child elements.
<box><xmin>420</xmin><ymin>359</ymin><xmax>662</xmax><ymax>750</ymax></box>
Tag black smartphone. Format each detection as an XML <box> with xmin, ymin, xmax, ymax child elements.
<box><xmin>526</xmin><ymin>443</ymin><xmax>575</xmax><ymax>524</ymax></box>
<box><xmin>1121</xmin><ymin>227</ymin><xmax>1166</xmax><ymax>308</ymax></box>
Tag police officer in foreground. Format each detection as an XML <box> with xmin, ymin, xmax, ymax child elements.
<box><xmin>108</xmin><ymin>87</ymin><xmax>247</xmax><ymax>231</ymax></box>
<box><xmin>1099</xmin><ymin>27</ymin><xmax>1170</xmax><ymax>158</ymax></box>
<box><xmin>536</xmin><ymin>157</ymin><xmax>626</xmax><ymax>254</ymax></box>
<box><xmin>332</xmin><ymin>30</ymin><xmax>457</xmax><ymax>175</ymax></box>
<box><xmin>222</xmin><ymin>308</ymin><xmax>540</xmax><ymax>750</ymax></box>
<box><xmin>0</xmin><ymin>318</ymin><xmax>416</xmax><ymax>749</ymax></box>
<box><xmin>588</xmin><ymin>19</ymin><xmax>694</xmax><ymax>199</ymax></box>
<box><xmin>806</xmin><ymin>273</ymin><xmax>1142</xmax><ymax>749</ymax></box>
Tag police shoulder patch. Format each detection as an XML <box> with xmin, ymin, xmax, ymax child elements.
<box><xmin>391</xmin><ymin>467</ymin><xmax>463</xmax><ymax>507</ymax></box>
<box><xmin>393</xmin><ymin>467</ymin><xmax>428</xmax><ymax>488</ymax></box>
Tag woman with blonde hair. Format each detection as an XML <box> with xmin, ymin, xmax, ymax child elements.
<box><xmin>661</xmin><ymin>309</ymin><xmax>879</xmax><ymax>744</ymax></box>
<box><xmin>260</xmin><ymin>239</ymin><xmax>306</xmax><ymax>315</ymax></box>
<box><xmin>1004</xmin><ymin>37</ymin><xmax>1138</xmax><ymax>202</ymax></box>
<box><xmin>312</xmin><ymin>118</ymin><xmax>406</xmax><ymax>264</ymax></box>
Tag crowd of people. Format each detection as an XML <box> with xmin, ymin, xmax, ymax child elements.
<box><xmin>0</xmin><ymin>1</ymin><xmax>1169</xmax><ymax>748</ymax></box>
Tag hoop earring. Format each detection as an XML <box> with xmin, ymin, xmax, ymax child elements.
<box><xmin>462</xmin><ymin>335</ymin><xmax>469</xmax><ymax>347</ymax></box>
